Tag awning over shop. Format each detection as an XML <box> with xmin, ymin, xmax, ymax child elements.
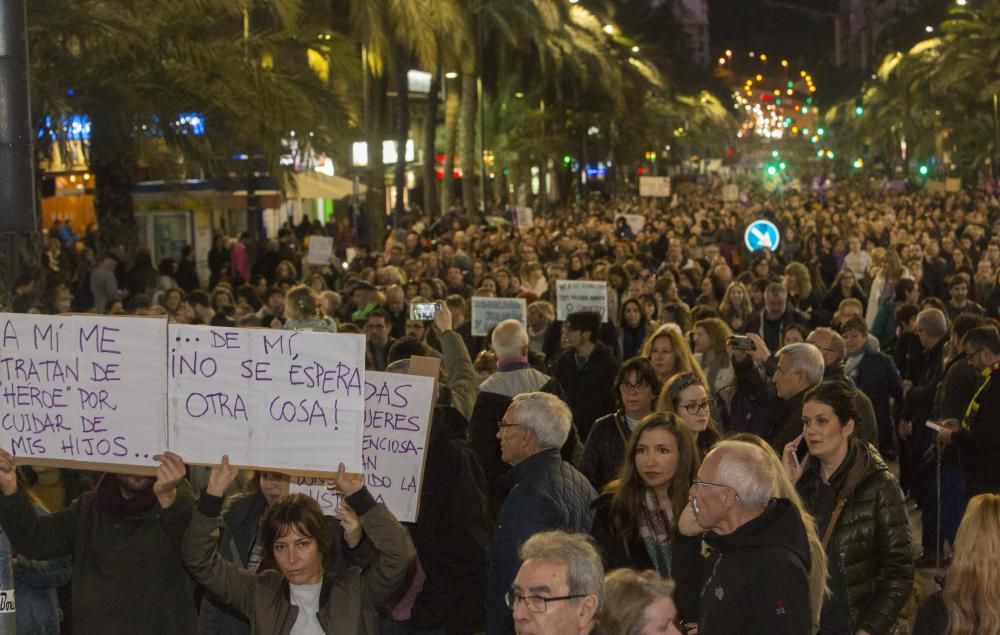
<box><xmin>290</xmin><ymin>171</ymin><xmax>365</xmax><ymax>200</ymax></box>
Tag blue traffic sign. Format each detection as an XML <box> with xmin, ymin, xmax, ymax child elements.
<box><xmin>744</xmin><ymin>219</ymin><xmax>781</xmax><ymax>252</ymax></box>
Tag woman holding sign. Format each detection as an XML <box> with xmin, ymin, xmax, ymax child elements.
<box><xmin>182</xmin><ymin>457</ymin><xmax>416</xmax><ymax>635</ymax></box>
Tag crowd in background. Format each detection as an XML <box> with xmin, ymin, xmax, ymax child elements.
<box><xmin>2</xmin><ymin>180</ymin><xmax>1000</xmax><ymax>635</ymax></box>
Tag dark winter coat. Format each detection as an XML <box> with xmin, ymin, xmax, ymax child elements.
<box><xmin>579</xmin><ymin>411</ymin><xmax>630</xmax><ymax>490</ymax></box>
<box><xmin>550</xmin><ymin>342</ymin><xmax>621</xmax><ymax>441</ymax></box>
<box><xmin>0</xmin><ymin>477</ymin><xmax>197</xmax><ymax>635</ymax></box>
<box><xmin>486</xmin><ymin>449</ymin><xmax>596</xmax><ymax>635</ymax></box>
<box><xmin>851</xmin><ymin>348</ymin><xmax>903</xmax><ymax>448</ymax></box>
<box><xmin>588</xmin><ymin>493</ymin><xmax>702</xmax><ymax>622</ymax></box>
<box><xmin>696</xmin><ymin>498</ymin><xmax>813</xmax><ymax>635</ymax></box>
<box><xmin>954</xmin><ymin>366</ymin><xmax>1000</xmax><ymax>491</ymax></box>
<box><xmin>731</xmin><ymin>353</ymin><xmax>808</xmax><ymax>454</ymax></box>
<box><xmin>796</xmin><ymin>441</ymin><xmax>914</xmax><ymax>635</ymax></box>
<box><xmin>467</xmin><ymin>368</ymin><xmax>583</xmax><ymax>515</ymax></box>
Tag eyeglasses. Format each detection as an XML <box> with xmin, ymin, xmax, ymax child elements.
<box><xmin>691</xmin><ymin>479</ymin><xmax>741</xmax><ymax>501</ymax></box>
<box><xmin>621</xmin><ymin>381</ymin><xmax>651</xmax><ymax>392</ymax></box>
<box><xmin>498</xmin><ymin>421</ymin><xmax>522</xmax><ymax>431</ymax></box>
<box><xmin>505</xmin><ymin>591</ymin><xmax>587</xmax><ymax>613</ymax></box>
<box><xmin>678</xmin><ymin>400</ymin><xmax>710</xmax><ymax>415</ymax></box>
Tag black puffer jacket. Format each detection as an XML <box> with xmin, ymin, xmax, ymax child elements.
<box><xmin>579</xmin><ymin>411</ymin><xmax>630</xmax><ymax>490</ymax></box>
<box><xmin>486</xmin><ymin>449</ymin><xmax>596</xmax><ymax>635</ymax></box>
<box><xmin>796</xmin><ymin>440</ymin><xmax>914</xmax><ymax>635</ymax></box>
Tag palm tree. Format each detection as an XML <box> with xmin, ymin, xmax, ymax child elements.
<box><xmin>29</xmin><ymin>0</ymin><xmax>354</xmax><ymax>251</ymax></box>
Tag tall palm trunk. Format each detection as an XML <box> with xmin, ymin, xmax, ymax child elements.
<box><xmin>459</xmin><ymin>70</ymin><xmax>477</xmax><ymax>215</ymax></box>
<box><xmin>393</xmin><ymin>50</ymin><xmax>410</xmax><ymax>222</ymax></box>
<box><xmin>441</xmin><ymin>79</ymin><xmax>459</xmax><ymax>214</ymax></box>
<box><xmin>365</xmin><ymin>68</ymin><xmax>388</xmax><ymax>250</ymax></box>
<box><xmin>89</xmin><ymin>110</ymin><xmax>139</xmax><ymax>253</ymax></box>
<box><xmin>422</xmin><ymin>64</ymin><xmax>440</xmax><ymax>219</ymax></box>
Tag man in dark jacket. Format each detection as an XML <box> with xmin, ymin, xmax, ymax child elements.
<box><xmin>744</xmin><ymin>283</ymin><xmax>808</xmax><ymax>353</ymax></box>
<box><xmin>381</xmin><ymin>308</ymin><xmax>491</xmax><ymax>635</ymax></box>
<box><xmin>842</xmin><ymin>317</ymin><xmax>904</xmax><ymax>459</ymax></box>
<box><xmin>549</xmin><ymin>311</ymin><xmax>621</xmax><ymax>441</ymax></box>
<box><xmin>689</xmin><ymin>441</ymin><xmax>811</xmax><ymax>635</ymax></box>
<box><xmin>469</xmin><ymin>320</ymin><xmax>583</xmax><ymax>515</ymax></box>
<box><xmin>730</xmin><ymin>335</ymin><xmax>826</xmax><ymax>454</ymax></box>
<box><xmin>487</xmin><ymin>392</ymin><xmax>597</xmax><ymax>635</ymax></box>
<box><xmin>806</xmin><ymin>327</ymin><xmax>880</xmax><ymax>448</ymax></box>
<box><xmin>938</xmin><ymin>325</ymin><xmax>1000</xmax><ymax>496</ymax></box>
<box><xmin>0</xmin><ymin>450</ymin><xmax>197</xmax><ymax>634</ymax></box>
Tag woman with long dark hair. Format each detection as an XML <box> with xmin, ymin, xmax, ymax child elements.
<box><xmin>590</xmin><ymin>413</ymin><xmax>702</xmax><ymax>621</ymax></box>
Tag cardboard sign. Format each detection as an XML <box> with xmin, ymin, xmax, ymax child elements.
<box><xmin>306</xmin><ymin>235</ymin><xmax>334</xmax><ymax>265</ymax></box>
<box><xmin>722</xmin><ymin>184</ymin><xmax>739</xmax><ymax>202</ymax></box>
<box><xmin>639</xmin><ymin>176</ymin><xmax>671</xmax><ymax>197</ymax></box>
<box><xmin>167</xmin><ymin>325</ymin><xmax>366</xmax><ymax>475</ymax></box>
<box><xmin>0</xmin><ymin>314</ymin><xmax>168</xmax><ymax>471</ymax></box>
<box><xmin>471</xmin><ymin>297</ymin><xmax>527</xmax><ymax>337</ymax></box>
<box><xmin>615</xmin><ymin>214</ymin><xmax>646</xmax><ymax>236</ymax></box>
<box><xmin>945</xmin><ymin>178</ymin><xmax>961</xmax><ymax>193</ymax></box>
<box><xmin>515</xmin><ymin>207</ymin><xmax>534</xmax><ymax>229</ymax></box>
<box><xmin>556</xmin><ymin>280</ymin><xmax>609</xmax><ymax>321</ymax></box>
<box><xmin>288</xmin><ymin>371</ymin><xmax>435</xmax><ymax>522</ymax></box>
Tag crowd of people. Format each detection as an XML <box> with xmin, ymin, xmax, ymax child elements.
<box><xmin>2</xmin><ymin>180</ymin><xmax>1000</xmax><ymax>635</ymax></box>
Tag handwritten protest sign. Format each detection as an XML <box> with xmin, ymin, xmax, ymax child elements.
<box><xmin>306</xmin><ymin>235</ymin><xmax>334</xmax><ymax>265</ymax></box>
<box><xmin>471</xmin><ymin>297</ymin><xmax>527</xmax><ymax>337</ymax></box>
<box><xmin>167</xmin><ymin>325</ymin><xmax>366</xmax><ymax>475</ymax></box>
<box><xmin>0</xmin><ymin>313</ymin><xmax>168</xmax><ymax>470</ymax></box>
<box><xmin>289</xmin><ymin>371</ymin><xmax>435</xmax><ymax>522</ymax></box>
<box><xmin>515</xmin><ymin>207</ymin><xmax>534</xmax><ymax>229</ymax></box>
<box><xmin>639</xmin><ymin>176</ymin><xmax>671</xmax><ymax>197</ymax></box>
<box><xmin>615</xmin><ymin>214</ymin><xmax>646</xmax><ymax>236</ymax></box>
<box><xmin>556</xmin><ymin>280</ymin><xmax>609</xmax><ymax>321</ymax></box>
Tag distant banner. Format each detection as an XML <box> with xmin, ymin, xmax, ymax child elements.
<box><xmin>0</xmin><ymin>314</ymin><xmax>167</xmax><ymax>471</ymax></box>
<box><xmin>515</xmin><ymin>207</ymin><xmax>534</xmax><ymax>229</ymax></box>
<box><xmin>289</xmin><ymin>371</ymin><xmax>435</xmax><ymax>522</ymax></box>
<box><xmin>168</xmin><ymin>325</ymin><xmax>366</xmax><ymax>475</ymax></box>
<box><xmin>306</xmin><ymin>236</ymin><xmax>334</xmax><ymax>265</ymax></box>
<box><xmin>639</xmin><ymin>176</ymin><xmax>671</xmax><ymax>197</ymax></box>
<box><xmin>556</xmin><ymin>280</ymin><xmax>609</xmax><ymax>322</ymax></box>
<box><xmin>471</xmin><ymin>297</ymin><xmax>527</xmax><ymax>337</ymax></box>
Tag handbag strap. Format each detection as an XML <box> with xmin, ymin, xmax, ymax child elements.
<box><xmin>821</xmin><ymin>498</ymin><xmax>848</xmax><ymax>550</ymax></box>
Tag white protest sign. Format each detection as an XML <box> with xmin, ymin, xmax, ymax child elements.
<box><xmin>0</xmin><ymin>313</ymin><xmax>167</xmax><ymax>470</ymax></box>
<box><xmin>515</xmin><ymin>207</ymin><xmax>534</xmax><ymax>229</ymax></box>
<box><xmin>722</xmin><ymin>184</ymin><xmax>739</xmax><ymax>202</ymax></box>
<box><xmin>306</xmin><ymin>236</ymin><xmax>334</xmax><ymax>265</ymax></box>
<box><xmin>471</xmin><ymin>297</ymin><xmax>527</xmax><ymax>337</ymax></box>
<box><xmin>167</xmin><ymin>325</ymin><xmax>366</xmax><ymax>475</ymax></box>
<box><xmin>639</xmin><ymin>176</ymin><xmax>671</xmax><ymax>197</ymax></box>
<box><xmin>289</xmin><ymin>371</ymin><xmax>435</xmax><ymax>522</ymax></box>
<box><xmin>616</xmin><ymin>214</ymin><xmax>646</xmax><ymax>236</ymax></box>
<box><xmin>556</xmin><ymin>280</ymin><xmax>609</xmax><ymax>322</ymax></box>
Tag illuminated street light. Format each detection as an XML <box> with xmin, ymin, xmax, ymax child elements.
<box><xmin>445</xmin><ymin>71</ymin><xmax>458</xmax><ymax>79</ymax></box>
<box><xmin>632</xmin><ymin>46</ymin><xmax>640</xmax><ymax>53</ymax></box>
<box><xmin>925</xmin><ymin>25</ymin><xmax>934</xmax><ymax>32</ymax></box>
<box><xmin>603</xmin><ymin>24</ymin><xmax>614</xmax><ymax>34</ymax></box>
<box><xmin>719</xmin><ymin>57</ymin><xmax>726</xmax><ymax>65</ymax></box>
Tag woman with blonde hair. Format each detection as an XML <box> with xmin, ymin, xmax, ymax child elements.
<box><xmin>640</xmin><ymin>323</ymin><xmax>707</xmax><ymax>386</ymax></box>
<box><xmin>785</xmin><ymin>262</ymin><xmax>827</xmax><ymax>325</ymax></box>
<box><xmin>601</xmin><ymin>569</ymin><xmax>685</xmax><ymax>635</ymax></box>
<box><xmin>718</xmin><ymin>281</ymin><xmax>754</xmax><ymax>332</ymax></box>
<box><xmin>913</xmin><ymin>493</ymin><xmax>1000</xmax><ymax>634</ymax></box>
<box><xmin>692</xmin><ymin>317</ymin><xmax>735</xmax><ymax>407</ymax></box>
<box><xmin>658</xmin><ymin>373</ymin><xmax>723</xmax><ymax>459</ymax></box>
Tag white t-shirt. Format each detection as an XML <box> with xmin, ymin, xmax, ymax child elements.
<box><xmin>289</xmin><ymin>582</ymin><xmax>325</xmax><ymax>635</ymax></box>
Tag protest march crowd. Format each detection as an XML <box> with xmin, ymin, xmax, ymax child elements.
<box><xmin>2</xmin><ymin>179</ymin><xmax>1000</xmax><ymax>635</ymax></box>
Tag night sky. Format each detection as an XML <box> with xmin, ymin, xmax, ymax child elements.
<box><xmin>709</xmin><ymin>0</ymin><xmax>839</xmax><ymax>68</ymax></box>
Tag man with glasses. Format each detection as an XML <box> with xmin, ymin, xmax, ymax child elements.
<box><xmin>365</xmin><ymin>309</ymin><xmax>395</xmax><ymax>370</ymax></box>
<box><xmin>729</xmin><ymin>335</ymin><xmax>825</xmax><ymax>453</ymax></box>
<box><xmin>487</xmin><ymin>393</ymin><xmax>597</xmax><ymax>635</ymax></box>
<box><xmin>686</xmin><ymin>441</ymin><xmax>811</xmax><ymax>634</ymax></box>
<box><xmin>805</xmin><ymin>327</ymin><xmax>879</xmax><ymax>447</ymax></box>
<box><xmin>508</xmin><ymin>531</ymin><xmax>604</xmax><ymax>635</ymax></box>
<box><xmin>937</xmin><ymin>326</ymin><xmax>1000</xmax><ymax>496</ymax></box>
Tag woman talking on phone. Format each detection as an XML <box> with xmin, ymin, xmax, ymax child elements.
<box><xmin>181</xmin><ymin>456</ymin><xmax>415</xmax><ymax>635</ymax></box>
<box><xmin>782</xmin><ymin>382</ymin><xmax>914</xmax><ymax>635</ymax></box>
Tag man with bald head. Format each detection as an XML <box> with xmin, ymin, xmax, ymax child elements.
<box><xmin>469</xmin><ymin>320</ymin><xmax>583</xmax><ymax>516</ymax></box>
<box><xmin>806</xmin><ymin>327</ymin><xmax>879</xmax><ymax>447</ymax></box>
<box><xmin>383</xmin><ymin>284</ymin><xmax>408</xmax><ymax>338</ymax></box>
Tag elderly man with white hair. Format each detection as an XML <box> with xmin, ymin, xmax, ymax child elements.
<box><xmin>486</xmin><ymin>392</ymin><xmax>597</xmax><ymax>635</ymax></box>
<box><xmin>687</xmin><ymin>441</ymin><xmax>812</xmax><ymax>634</ymax></box>
<box><xmin>730</xmin><ymin>334</ymin><xmax>827</xmax><ymax>453</ymax></box>
<box><xmin>469</xmin><ymin>319</ymin><xmax>582</xmax><ymax>516</ymax></box>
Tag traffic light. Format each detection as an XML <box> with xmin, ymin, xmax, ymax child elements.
<box><xmin>919</xmin><ymin>165</ymin><xmax>929</xmax><ymax>176</ymax></box>
<box><xmin>853</xmin><ymin>158</ymin><xmax>864</xmax><ymax>169</ymax></box>
<box><xmin>563</xmin><ymin>155</ymin><xmax>572</xmax><ymax>165</ymax></box>
<box><xmin>767</xmin><ymin>166</ymin><xmax>778</xmax><ymax>176</ymax></box>
<box><xmin>854</xmin><ymin>98</ymin><xmax>864</xmax><ymax>116</ymax></box>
